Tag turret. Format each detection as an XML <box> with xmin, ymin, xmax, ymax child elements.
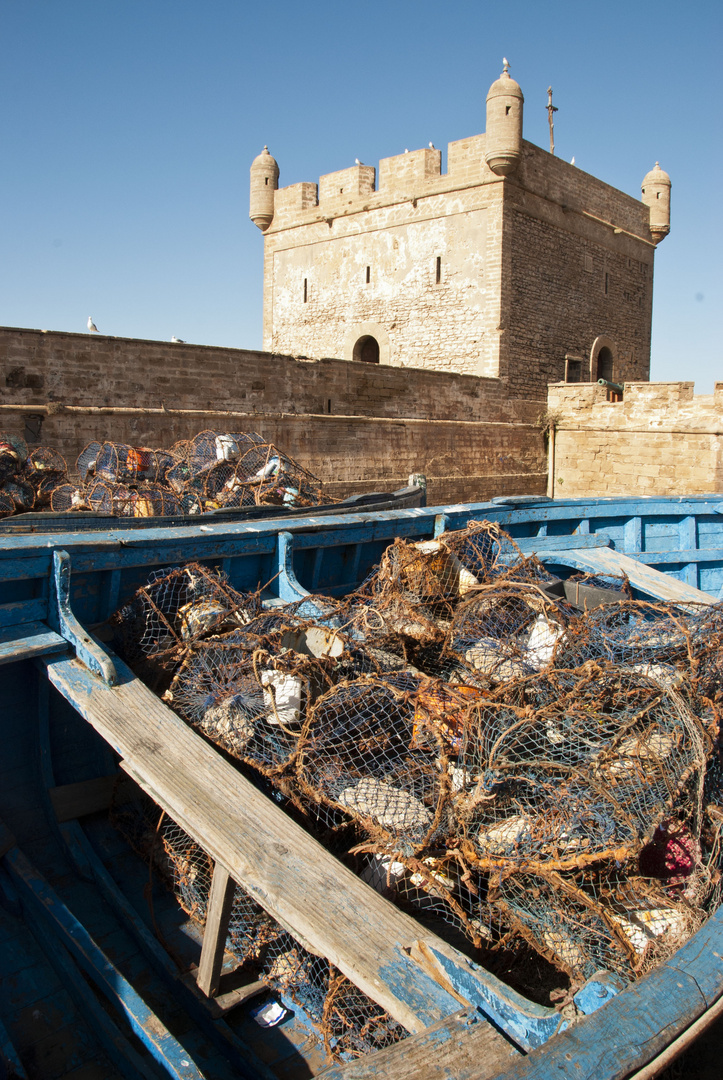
<box><xmin>249</xmin><ymin>146</ymin><xmax>279</xmax><ymax>231</ymax></box>
<box><xmin>485</xmin><ymin>60</ymin><xmax>524</xmax><ymax>176</ymax></box>
<box><xmin>641</xmin><ymin>162</ymin><xmax>671</xmax><ymax>244</ymax></box>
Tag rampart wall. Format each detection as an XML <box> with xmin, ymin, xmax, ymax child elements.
<box><xmin>547</xmin><ymin>381</ymin><xmax>723</xmax><ymax>497</ymax></box>
<box><xmin>0</xmin><ymin>327</ymin><xmax>547</xmax><ymax>505</ymax></box>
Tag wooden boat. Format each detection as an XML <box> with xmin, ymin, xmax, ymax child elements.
<box><xmin>0</xmin><ymin>494</ymin><xmax>722</xmax><ymax>1080</ymax></box>
<box><xmin>0</xmin><ymin>480</ymin><xmax>426</xmax><ymax>535</ymax></box>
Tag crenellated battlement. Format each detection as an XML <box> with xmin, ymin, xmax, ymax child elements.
<box><xmin>250</xmin><ymin>64</ymin><xmax>669</xmax><ymax>391</ymax></box>
<box><xmin>547</xmin><ymin>382</ymin><xmax>723</xmax><ymax>497</ymax></box>
<box><xmin>548</xmin><ymin>381</ymin><xmax>723</xmax><ymax>423</ymax></box>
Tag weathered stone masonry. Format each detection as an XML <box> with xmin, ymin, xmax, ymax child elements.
<box><xmin>0</xmin><ymin>327</ymin><xmax>547</xmax><ymax>505</ymax></box>
<box><xmin>251</xmin><ymin>66</ymin><xmax>667</xmax><ymax>398</ymax></box>
<box><xmin>547</xmin><ymin>381</ymin><xmax>723</xmax><ymax>498</ymax></box>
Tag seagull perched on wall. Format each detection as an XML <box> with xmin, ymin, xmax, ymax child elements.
<box><xmin>429</xmin><ymin>142</ymin><xmax>435</xmax><ymax>149</ymax></box>
<box><xmin>87</xmin><ymin>316</ymin><xmax>99</xmax><ymax>333</ymax></box>
<box><xmin>354</xmin><ymin>158</ymin><xmax>364</xmax><ymax>166</ymax></box>
<box><xmin>171</xmin><ymin>336</ymin><xmax>185</xmax><ymax>343</ymax></box>
<box><xmin>571</xmin><ymin>156</ymin><xmax>576</xmax><ymax>165</ymax></box>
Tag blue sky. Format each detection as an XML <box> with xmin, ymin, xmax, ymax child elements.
<box><xmin>1</xmin><ymin>0</ymin><xmax>720</xmax><ymax>391</ymax></box>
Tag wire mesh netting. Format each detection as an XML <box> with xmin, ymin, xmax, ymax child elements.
<box><xmin>111</xmin><ymin>793</ymin><xmax>406</xmax><ymax>1063</ymax></box>
<box><xmin>0</xmin><ymin>432</ymin><xmax>68</xmax><ymax>516</ymax></box>
<box><xmin>0</xmin><ymin>428</ymin><xmax>337</xmax><ymax>520</ymax></box>
<box><xmin>108</xmin><ymin>518</ymin><xmax>723</xmax><ymax>1006</ymax></box>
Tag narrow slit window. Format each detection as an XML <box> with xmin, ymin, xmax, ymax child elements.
<box><xmin>303</xmin><ymin>278</ymin><xmax>308</xmax><ymax>303</ymax></box>
<box><xmin>366</xmin><ymin>266</ymin><xmax>370</xmax><ymax>284</ymax></box>
<box><xmin>265</xmin><ymin>177</ymin><xmax>269</xmax><ymax>185</ymax></box>
<box><xmin>327</xmin><ymin>399</ymin><xmax>332</xmax><ymax>413</ymax></box>
<box><xmin>604</xmin><ymin>272</ymin><xmax>609</xmax><ymax>296</ymax></box>
<box><xmin>436</xmin><ymin>256</ymin><xmax>442</xmax><ymax>284</ymax></box>
<box><xmin>506</xmin><ymin>105</ymin><xmax>511</xmax><ymax>115</ymax></box>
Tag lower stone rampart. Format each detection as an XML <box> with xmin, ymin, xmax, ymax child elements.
<box><xmin>0</xmin><ymin>327</ymin><xmax>547</xmax><ymax>505</ymax></box>
<box><xmin>547</xmin><ymin>381</ymin><xmax>723</xmax><ymax>497</ymax></box>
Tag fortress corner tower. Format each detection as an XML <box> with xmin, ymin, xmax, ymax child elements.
<box><xmin>250</xmin><ymin>65</ymin><xmax>670</xmax><ymax>397</ymax></box>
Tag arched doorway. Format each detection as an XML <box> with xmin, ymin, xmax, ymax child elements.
<box><xmin>353</xmin><ymin>335</ymin><xmax>380</xmax><ymax>364</ymax></box>
<box><xmin>595</xmin><ymin>346</ymin><xmax>613</xmax><ymax>382</ymax></box>
<box><xmin>589</xmin><ymin>336</ymin><xmax>617</xmax><ymax>382</ymax></box>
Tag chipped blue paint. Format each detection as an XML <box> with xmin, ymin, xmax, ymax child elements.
<box><xmin>49</xmin><ymin>550</ymin><xmax>117</xmax><ymax>683</ymax></box>
<box><xmin>4</xmin><ymin>844</ymin><xmax>206</xmax><ymax>1080</ymax></box>
<box><xmin>573</xmin><ymin>971</ymin><xmax>626</xmax><ymax>1015</ymax></box>
<box><xmin>377</xmin><ymin>954</ymin><xmax>464</xmax><ymax>1029</ymax></box>
<box><xmin>425</xmin><ymin>945</ymin><xmax>564</xmax><ymax>1051</ymax></box>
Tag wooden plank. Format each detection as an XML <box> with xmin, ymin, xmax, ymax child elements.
<box><xmin>0</xmin><ymin>1012</ymin><xmax>29</xmax><ymax>1080</ymax></box>
<box><xmin>41</xmin><ymin>651</ymin><xmax>534</xmax><ymax>1051</ymax></box>
<box><xmin>634</xmin><ymin>547</ymin><xmax>723</xmax><ymax>565</ymax></box>
<box><xmin>317</xmin><ymin>1007</ymin><xmax>519</xmax><ymax>1080</ymax></box>
<box><xmin>4</xmin><ymin>842</ymin><xmax>207</xmax><ymax>1080</ymax></box>
<box><xmin>505</xmin><ymin>535</ymin><xmax>611</xmax><ymax>555</ymax></box>
<box><xmin>0</xmin><ymin>599</ymin><xmax>48</xmax><ymax>629</ymax></box>
<box><xmin>0</xmin><ymin>621</ymin><xmax>67</xmax><ymax>666</ymax></box>
<box><xmin>196</xmin><ymin>863</ymin><xmax>236</xmax><ymax>999</ymax></box>
<box><xmin>539</xmin><ymin>547</ymin><xmax>715</xmax><ymax>603</ymax></box>
<box><xmin>48</xmin><ymin>775</ymin><xmax>138</xmax><ymax>823</ymax></box>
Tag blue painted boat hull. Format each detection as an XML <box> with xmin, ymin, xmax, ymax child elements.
<box><xmin>0</xmin><ymin>494</ymin><xmax>722</xmax><ymax>1079</ymax></box>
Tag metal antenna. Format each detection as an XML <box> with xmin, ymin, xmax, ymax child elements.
<box><xmin>546</xmin><ymin>86</ymin><xmax>558</xmax><ymax>155</ymax></box>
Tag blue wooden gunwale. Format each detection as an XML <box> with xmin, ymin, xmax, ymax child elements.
<box><xmin>0</xmin><ymin>494</ymin><xmax>722</xmax><ymax>1079</ymax></box>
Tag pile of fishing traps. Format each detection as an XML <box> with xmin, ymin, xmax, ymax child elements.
<box><xmin>109</xmin><ymin>519</ymin><xmax>723</xmax><ymax>1045</ymax></box>
<box><xmin>0</xmin><ymin>429</ymin><xmax>332</xmax><ymax>518</ymax></box>
<box><xmin>0</xmin><ymin>434</ymin><xmax>67</xmax><ymax>516</ymax></box>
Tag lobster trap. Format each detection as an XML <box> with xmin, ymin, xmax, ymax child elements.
<box><xmin>111</xmin><ymin>792</ymin><xmax>406</xmax><ymax>1065</ymax></box>
<box><xmin>107</xmin><ymin>517</ymin><xmax>723</xmax><ymax>1000</ymax></box>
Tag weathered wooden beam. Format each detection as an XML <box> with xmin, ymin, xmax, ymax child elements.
<box><xmin>316</xmin><ymin>1007</ymin><xmax>519</xmax><ymax>1080</ymax></box>
<box><xmin>540</xmin><ymin>547</ymin><xmax>715</xmax><ymax>603</ymax></box>
<box><xmin>0</xmin><ymin>620</ymin><xmax>67</xmax><ymax>666</ymax></box>
<box><xmin>196</xmin><ymin>862</ymin><xmax>236</xmax><ymax>999</ymax></box>
<box><xmin>41</xmin><ymin>650</ymin><xmax>535</xmax><ymax>1054</ymax></box>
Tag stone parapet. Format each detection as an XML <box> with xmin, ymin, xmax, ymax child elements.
<box><xmin>547</xmin><ymin>381</ymin><xmax>723</xmax><ymax>497</ymax></box>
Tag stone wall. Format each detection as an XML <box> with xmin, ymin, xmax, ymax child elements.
<box><xmin>547</xmin><ymin>381</ymin><xmax>723</xmax><ymax>497</ymax></box>
<box><xmin>260</xmin><ymin>134</ymin><xmax>657</xmax><ymax>391</ymax></box>
<box><xmin>0</xmin><ymin>327</ymin><xmax>547</xmax><ymax>504</ymax></box>
<box><xmin>502</xmin><ymin>142</ymin><xmax>654</xmax><ymax>397</ymax></box>
<box><xmin>265</xmin><ymin>185</ymin><xmax>505</xmax><ymax>380</ymax></box>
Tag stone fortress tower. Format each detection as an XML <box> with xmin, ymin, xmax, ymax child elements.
<box><xmin>250</xmin><ymin>64</ymin><xmax>670</xmax><ymax>398</ymax></box>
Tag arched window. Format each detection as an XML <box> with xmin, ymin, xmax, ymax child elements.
<box><xmin>596</xmin><ymin>346</ymin><xmax>613</xmax><ymax>382</ymax></box>
<box><xmin>589</xmin><ymin>336</ymin><xmax>617</xmax><ymax>382</ymax></box>
<box><xmin>353</xmin><ymin>335</ymin><xmax>380</xmax><ymax>364</ymax></box>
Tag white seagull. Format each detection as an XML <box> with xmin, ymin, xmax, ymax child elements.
<box><xmin>171</xmin><ymin>336</ymin><xmax>186</xmax><ymax>344</ymax></box>
<box><xmin>87</xmin><ymin>316</ymin><xmax>99</xmax><ymax>333</ymax></box>
<box><xmin>355</xmin><ymin>158</ymin><xmax>364</xmax><ymax>166</ymax></box>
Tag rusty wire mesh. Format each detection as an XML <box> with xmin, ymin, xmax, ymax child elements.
<box><xmin>108</xmin><ymin>519</ymin><xmax>723</xmax><ymax>998</ymax></box>
<box><xmin>111</xmin><ymin>793</ymin><xmax>405</xmax><ymax>1063</ymax></box>
<box><xmin>0</xmin><ymin>428</ymin><xmax>336</xmax><ymax>519</ymax></box>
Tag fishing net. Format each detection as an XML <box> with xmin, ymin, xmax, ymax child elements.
<box><xmin>0</xmin><ymin>428</ymin><xmax>336</xmax><ymax>520</ymax></box>
<box><xmin>94</xmin><ymin>442</ymin><xmax>161</xmax><ymax>484</ymax></box>
<box><xmin>107</xmin><ymin>520</ymin><xmax>723</xmax><ymax>1002</ymax></box>
<box><xmin>110</xmin><ymin>563</ymin><xmax>261</xmax><ymax>676</ymax></box>
<box><xmin>297</xmin><ymin>673</ymin><xmax>450</xmax><ymax>851</ymax></box>
<box><xmin>166</xmin><ymin>637</ymin><xmax>328</xmax><ymax>780</ymax></box>
<box><xmin>452</xmin><ymin>667</ymin><xmax>709</xmax><ymax>869</ymax></box>
<box><xmin>446</xmin><ymin>582</ymin><xmax>568</xmax><ymax>685</ymax></box>
<box><xmin>0</xmin><ymin>434</ymin><xmax>27</xmax><ymax>483</ymax></box>
<box><xmin>49</xmin><ymin>483</ymin><xmax>89</xmax><ymax>512</ymax></box>
<box><xmin>111</xmin><ymin>793</ymin><xmax>405</xmax><ymax>1064</ymax></box>
<box><xmin>491</xmin><ymin>865</ymin><xmax>705</xmax><ymax>983</ymax></box>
